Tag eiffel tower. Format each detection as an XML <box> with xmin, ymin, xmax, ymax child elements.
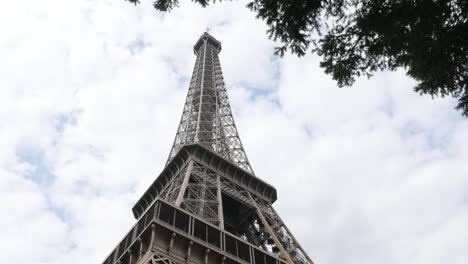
<box><xmin>102</xmin><ymin>32</ymin><xmax>313</xmax><ymax>264</ymax></box>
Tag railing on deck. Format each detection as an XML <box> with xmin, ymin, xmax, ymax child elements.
<box><xmin>102</xmin><ymin>199</ymin><xmax>286</xmax><ymax>264</ymax></box>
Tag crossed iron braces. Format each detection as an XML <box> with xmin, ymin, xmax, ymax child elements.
<box><xmin>167</xmin><ymin>32</ymin><xmax>253</xmax><ymax>174</ymax></box>
<box><xmin>102</xmin><ymin>33</ymin><xmax>313</xmax><ymax>264</ymax></box>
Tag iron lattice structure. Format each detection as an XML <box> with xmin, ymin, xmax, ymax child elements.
<box><xmin>102</xmin><ymin>33</ymin><xmax>314</xmax><ymax>264</ymax></box>
<box><xmin>167</xmin><ymin>34</ymin><xmax>253</xmax><ymax>174</ymax></box>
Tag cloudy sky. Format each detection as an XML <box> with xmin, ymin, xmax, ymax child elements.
<box><xmin>1</xmin><ymin>0</ymin><xmax>467</xmax><ymax>263</ymax></box>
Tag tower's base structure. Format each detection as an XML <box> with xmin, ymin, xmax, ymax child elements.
<box><xmin>102</xmin><ymin>33</ymin><xmax>313</xmax><ymax>264</ymax></box>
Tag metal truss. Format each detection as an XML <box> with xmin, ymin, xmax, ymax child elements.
<box><xmin>167</xmin><ymin>33</ymin><xmax>254</xmax><ymax>174</ymax></box>
<box><xmin>180</xmin><ymin>162</ymin><xmax>221</xmax><ymax>225</ymax></box>
<box><xmin>252</xmin><ymin>198</ymin><xmax>313</xmax><ymax>264</ymax></box>
<box><xmin>215</xmin><ymin>166</ymin><xmax>313</xmax><ymax>264</ymax></box>
<box><xmin>158</xmin><ymin>165</ymin><xmax>187</xmax><ymax>205</ymax></box>
<box><xmin>102</xmin><ymin>33</ymin><xmax>313</xmax><ymax>264</ymax></box>
<box><xmin>159</xmin><ymin>161</ymin><xmax>222</xmax><ymax>226</ymax></box>
<box><xmin>158</xmin><ymin>158</ymin><xmax>313</xmax><ymax>264</ymax></box>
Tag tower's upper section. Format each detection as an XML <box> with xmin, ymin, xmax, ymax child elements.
<box><xmin>193</xmin><ymin>32</ymin><xmax>222</xmax><ymax>54</ymax></box>
<box><xmin>167</xmin><ymin>32</ymin><xmax>254</xmax><ymax>174</ymax></box>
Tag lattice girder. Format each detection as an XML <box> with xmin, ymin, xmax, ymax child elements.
<box><xmin>103</xmin><ymin>33</ymin><xmax>313</xmax><ymax>264</ymax></box>
<box><xmin>167</xmin><ymin>32</ymin><xmax>253</xmax><ymax>174</ymax></box>
<box><xmin>159</xmin><ymin>158</ymin><xmax>313</xmax><ymax>264</ymax></box>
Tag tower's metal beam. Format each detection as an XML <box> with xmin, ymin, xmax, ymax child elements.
<box><xmin>166</xmin><ymin>32</ymin><xmax>254</xmax><ymax>174</ymax></box>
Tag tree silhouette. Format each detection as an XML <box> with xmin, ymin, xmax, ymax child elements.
<box><xmin>127</xmin><ymin>0</ymin><xmax>468</xmax><ymax>116</ymax></box>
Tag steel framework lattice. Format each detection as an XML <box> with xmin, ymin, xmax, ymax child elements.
<box><xmin>101</xmin><ymin>32</ymin><xmax>314</xmax><ymax>264</ymax></box>
<box><xmin>167</xmin><ymin>33</ymin><xmax>253</xmax><ymax>174</ymax></box>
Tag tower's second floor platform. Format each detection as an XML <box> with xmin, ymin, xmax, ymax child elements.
<box><xmin>103</xmin><ymin>199</ymin><xmax>287</xmax><ymax>264</ymax></box>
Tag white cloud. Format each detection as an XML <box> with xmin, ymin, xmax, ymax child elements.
<box><xmin>0</xmin><ymin>1</ymin><xmax>467</xmax><ymax>264</ymax></box>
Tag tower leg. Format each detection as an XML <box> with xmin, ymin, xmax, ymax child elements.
<box><xmin>176</xmin><ymin>161</ymin><xmax>194</xmax><ymax>206</ymax></box>
<box><xmin>251</xmin><ymin>195</ymin><xmax>314</xmax><ymax>264</ymax></box>
<box><xmin>216</xmin><ymin>175</ymin><xmax>224</xmax><ymax>229</ymax></box>
<box><xmin>248</xmin><ymin>193</ymin><xmax>295</xmax><ymax>264</ymax></box>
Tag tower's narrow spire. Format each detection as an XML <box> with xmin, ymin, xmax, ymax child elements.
<box><xmin>167</xmin><ymin>32</ymin><xmax>254</xmax><ymax>174</ymax></box>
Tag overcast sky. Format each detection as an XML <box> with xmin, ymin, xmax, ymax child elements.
<box><xmin>1</xmin><ymin>1</ymin><xmax>467</xmax><ymax>264</ymax></box>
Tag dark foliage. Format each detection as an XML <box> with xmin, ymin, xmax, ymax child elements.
<box><xmin>126</xmin><ymin>0</ymin><xmax>468</xmax><ymax>116</ymax></box>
